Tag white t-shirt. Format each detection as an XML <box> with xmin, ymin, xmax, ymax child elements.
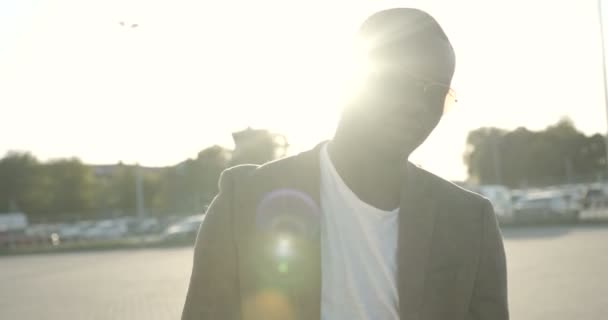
<box><xmin>320</xmin><ymin>143</ymin><xmax>400</xmax><ymax>320</ymax></box>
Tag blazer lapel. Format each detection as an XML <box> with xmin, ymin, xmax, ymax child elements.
<box><xmin>285</xmin><ymin>144</ymin><xmax>323</xmax><ymax>320</ymax></box>
<box><xmin>397</xmin><ymin>163</ymin><xmax>439</xmax><ymax>319</ymax></box>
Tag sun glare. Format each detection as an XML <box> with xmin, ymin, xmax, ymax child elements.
<box><xmin>235</xmin><ymin>30</ymin><xmax>374</xmax><ymax>151</ymax></box>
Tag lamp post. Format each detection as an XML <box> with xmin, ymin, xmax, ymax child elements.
<box><xmin>119</xmin><ymin>21</ymin><xmax>145</xmax><ymax>218</ymax></box>
<box><xmin>598</xmin><ymin>0</ymin><xmax>608</xmax><ymax>175</ymax></box>
<box><xmin>135</xmin><ymin>163</ymin><xmax>145</xmax><ymax>219</ymax></box>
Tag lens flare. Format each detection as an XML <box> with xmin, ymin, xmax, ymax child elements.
<box><xmin>243</xmin><ymin>289</ymin><xmax>295</xmax><ymax>320</ymax></box>
<box><xmin>256</xmin><ymin>188</ymin><xmax>320</xmax><ymax>240</ymax></box>
<box><xmin>253</xmin><ymin>188</ymin><xmax>321</xmax><ymax>285</ymax></box>
<box><xmin>276</xmin><ymin>236</ymin><xmax>292</xmax><ymax>258</ymax></box>
<box><xmin>278</xmin><ymin>262</ymin><xmax>289</xmax><ymax>274</ymax></box>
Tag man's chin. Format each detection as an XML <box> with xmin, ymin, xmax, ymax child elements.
<box><xmin>368</xmin><ymin>141</ymin><xmax>417</xmax><ymax>163</ymax></box>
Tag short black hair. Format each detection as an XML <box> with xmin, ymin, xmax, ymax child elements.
<box><xmin>359</xmin><ymin>8</ymin><xmax>455</xmax><ymax>80</ymax></box>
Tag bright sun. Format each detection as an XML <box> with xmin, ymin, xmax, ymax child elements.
<box><xmin>227</xmin><ymin>27</ymin><xmax>371</xmax><ymax>151</ymax></box>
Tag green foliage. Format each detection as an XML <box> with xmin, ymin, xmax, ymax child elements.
<box><xmin>0</xmin><ymin>152</ymin><xmax>39</xmax><ymax>213</ymax></box>
<box><xmin>42</xmin><ymin>158</ymin><xmax>97</xmax><ymax>218</ymax></box>
<box><xmin>153</xmin><ymin>145</ymin><xmax>231</xmax><ymax>215</ymax></box>
<box><xmin>0</xmin><ymin>129</ymin><xmax>287</xmax><ymax>221</ymax></box>
<box><xmin>0</xmin><ymin>154</ymin><xmax>97</xmax><ymax>221</ymax></box>
<box><xmin>465</xmin><ymin>118</ymin><xmax>607</xmax><ymax>187</ymax></box>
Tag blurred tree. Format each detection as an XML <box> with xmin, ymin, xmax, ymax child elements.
<box><xmin>0</xmin><ymin>129</ymin><xmax>284</xmax><ymax>219</ymax></box>
<box><xmin>230</xmin><ymin>127</ymin><xmax>289</xmax><ymax>166</ymax></box>
<box><xmin>465</xmin><ymin>118</ymin><xmax>607</xmax><ymax>187</ymax></box>
<box><xmin>159</xmin><ymin>145</ymin><xmax>231</xmax><ymax>215</ymax></box>
<box><xmin>95</xmin><ymin>164</ymin><xmax>165</xmax><ymax>217</ymax></box>
<box><xmin>0</xmin><ymin>152</ymin><xmax>40</xmax><ymax>213</ymax></box>
<box><xmin>94</xmin><ymin>163</ymin><xmax>134</xmax><ymax>216</ymax></box>
<box><xmin>464</xmin><ymin>127</ymin><xmax>507</xmax><ymax>185</ymax></box>
<box><xmin>42</xmin><ymin>158</ymin><xmax>97</xmax><ymax>220</ymax></box>
<box><xmin>195</xmin><ymin>145</ymin><xmax>232</xmax><ymax>203</ymax></box>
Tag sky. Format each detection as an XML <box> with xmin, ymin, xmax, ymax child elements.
<box><xmin>1</xmin><ymin>0</ymin><xmax>608</xmax><ymax>181</ymax></box>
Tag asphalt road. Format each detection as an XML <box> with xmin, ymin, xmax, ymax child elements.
<box><xmin>1</xmin><ymin>225</ymin><xmax>607</xmax><ymax>320</ymax></box>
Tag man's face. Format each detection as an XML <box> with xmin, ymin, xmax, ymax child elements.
<box><xmin>351</xmin><ymin>38</ymin><xmax>455</xmax><ymax>158</ymax></box>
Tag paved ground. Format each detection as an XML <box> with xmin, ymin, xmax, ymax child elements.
<box><xmin>502</xmin><ymin>225</ymin><xmax>608</xmax><ymax>320</ymax></box>
<box><xmin>0</xmin><ymin>248</ymin><xmax>192</xmax><ymax>320</ymax></box>
<box><xmin>1</xmin><ymin>225</ymin><xmax>607</xmax><ymax>320</ymax></box>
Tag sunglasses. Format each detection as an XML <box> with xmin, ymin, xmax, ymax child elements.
<box><xmin>368</xmin><ymin>70</ymin><xmax>458</xmax><ymax>111</ymax></box>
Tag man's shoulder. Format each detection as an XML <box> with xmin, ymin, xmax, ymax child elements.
<box><xmin>414</xmin><ymin>164</ymin><xmax>490</xmax><ymax>209</ymax></box>
<box><xmin>221</xmin><ymin>151</ymin><xmax>313</xmax><ymax>185</ymax></box>
<box><xmin>415</xmin><ymin>166</ymin><xmax>496</xmax><ymax>240</ymax></box>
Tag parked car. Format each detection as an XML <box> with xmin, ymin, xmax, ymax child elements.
<box><xmin>57</xmin><ymin>221</ymin><xmax>95</xmax><ymax>241</ymax></box>
<box><xmin>25</xmin><ymin>224</ymin><xmax>55</xmax><ymax>238</ymax></box>
<box><xmin>582</xmin><ymin>185</ymin><xmax>608</xmax><ymax>209</ymax></box>
<box><xmin>0</xmin><ymin>212</ymin><xmax>27</xmax><ymax>232</ymax></box>
<box><xmin>129</xmin><ymin>217</ymin><xmax>161</xmax><ymax>235</ymax></box>
<box><xmin>160</xmin><ymin>215</ymin><xmax>205</xmax><ymax>245</ymax></box>
<box><xmin>81</xmin><ymin>220</ymin><xmax>128</xmax><ymax>240</ymax></box>
<box><xmin>513</xmin><ymin>191</ymin><xmax>580</xmax><ymax>222</ymax></box>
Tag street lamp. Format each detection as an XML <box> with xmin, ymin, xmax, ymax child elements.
<box><xmin>135</xmin><ymin>163</ymin><xmax>145</xmax><ymax>219</ymax></box>
<box><xmin>598</xmin><ymin>0</ymin><xmax>608</xmax><ymax>174</ymax></box>
<box><xmin>118</xmin><ymin>21</ymin><xmax>145</xmax><ymax>218</ymax></box>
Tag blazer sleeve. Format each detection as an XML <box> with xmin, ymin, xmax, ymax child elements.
<box><xmin>469</xmin><ymin>199</ymin><xmax>509</xmax><ymax>320</ymax></box>
<box><xmin>182</xmin><ymin>169</ymin><xmax>240</xmax><ymax>320</ymax></box>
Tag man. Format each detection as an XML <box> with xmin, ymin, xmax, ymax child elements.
<box><xmin>183</xmin><ymin>8</ymin><xmax>508</xmax><ymax>320</ymax></box>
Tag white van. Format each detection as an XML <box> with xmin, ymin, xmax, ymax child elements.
<box><xmin>0</xmin><ymin>212</ymin><xmax>28</xmax><ymax>232</ymax></box>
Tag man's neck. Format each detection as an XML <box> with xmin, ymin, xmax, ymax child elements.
<box><xmin>327</xmin><ymin>138</ymin><xmax>406</xmax><ymax>211</ymax></box>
